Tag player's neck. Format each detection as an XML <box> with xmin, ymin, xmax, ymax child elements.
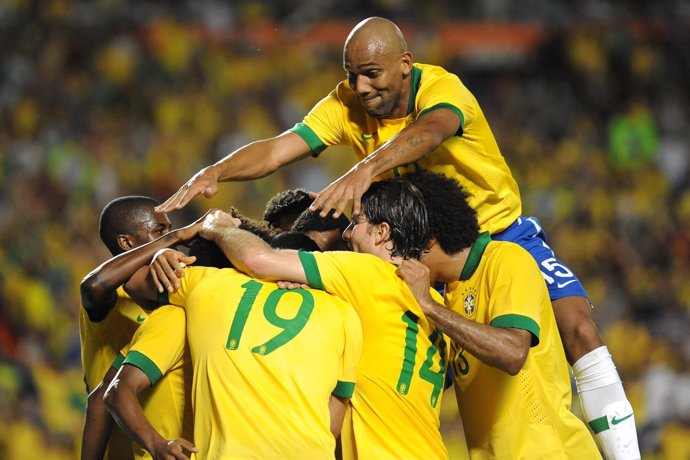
<box><xmin>421</xmin><ymin>244</ymin><xmax>468</xmax><ymax>283</ymax></box>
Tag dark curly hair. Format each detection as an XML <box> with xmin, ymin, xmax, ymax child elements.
<box><xmin>262</xmin><ymin>189</ymin><xmax>313</xmax><ymax>230</ymax></box>
<box><xmin>360</xmin><ymin>178</ymin><xmax>429</xmax><ymax>260</ymax></box>
<box><xmin>292</xmin><ymin>209</ymin><xmax>350</xmax><ymax>235</ymax></box>
<box><xmin>403</xmin><ymin>171</ymin><xmax>479</xmax><ymax>254</ymax></box>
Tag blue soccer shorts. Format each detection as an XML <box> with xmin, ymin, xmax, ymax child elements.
<box><xmin>491</xmin><ymin>216</ymin><xmax>588</xmax><ymax>301</ymax></box>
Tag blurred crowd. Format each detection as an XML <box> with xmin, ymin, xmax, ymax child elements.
<box><xmin>1</xmin><ymin>0</ymin><xmax>689</xmax><ymax>458</ymax></box>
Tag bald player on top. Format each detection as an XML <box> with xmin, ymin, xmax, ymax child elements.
<box><xmin>157</xmin><ymin>17</ymin><xmax>640</xmax><ymax>459</ymax></box>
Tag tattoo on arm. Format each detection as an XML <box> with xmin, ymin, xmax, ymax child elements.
<box><xmin>375</xmin><ymin>133</ymin><xmax>425</xmax><ymax>168</ymax></box>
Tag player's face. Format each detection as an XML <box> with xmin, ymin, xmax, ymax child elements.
<box><xmin>344</xmin><ymin>41</ymin><xmax>408</xmax><ymax>119</ymax></box>
<box><xmin>132</xmin><ymin>209</ymin><xmax>173</xmax><ymax>245</ymax></box>
<box><xmin>342</xmin><ymin>213</ymin><xmax>376</xmax><ymax>254</ymax></box>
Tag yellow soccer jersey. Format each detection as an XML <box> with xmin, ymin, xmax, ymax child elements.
<box><xmin>444</xmin><ymin>233</ymin><xmax>600</xmax><ymax>459</ymax></box>
<box><xmin>114</xmin><ymin>305</ymin><xmax>193</xmax><ymax>460</ymax></box>
<box><xmin>299</xmin><ymin>250</ymin><xmax>449</xmax><ymax>460</ymax></box>
<box><xmin>167</xmin><ymin>265</ymin><xmax>362</xmax><ymax>460</ymax></box>
<box><xmin>291</xmin><ymin>63</ymin><xmax>521</xmax><ymax>235</ymax></box>
<box><xmin>80</xmin><ymin>286</ymin><xmax>148</xmax><ymax>460</ymax></box>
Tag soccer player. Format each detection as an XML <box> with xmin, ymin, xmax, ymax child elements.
<box><xmin>155</xmin><ymin>17</ymin><xmax>639</xmax><ymax>458</ymax></box>
<box><xmin>123</xmin><ymin>236</ymin><xmax>362</xmax><ymax>459</ymax></box>
<box><xmin>194</xmin><ymin>178</ymin><xmax>450</xmax><ymax>459</ymax></box>
<box><xmin>397</xmin><ymin>171</ymin><xmax>602</xmax><ymax>458</ymax></box>
<box><xmin>79</xmin><ymin>196</ymin><xmax>198</xmax><ymax>460</ymax></box>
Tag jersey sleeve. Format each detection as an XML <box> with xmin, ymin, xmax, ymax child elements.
<box><xmin>333</xmin><ymin>305</ymin><xmax>362</xmax><ymax>398</ymax></box>
<box><xmin>487</xmin><ymin>245</ymin><xmax>543</xmax><ymax>346</ymax></box>
<box><xmin>298</xmin><ymin>250</ymin><xmax>370</xmax><ymax>307</ymax></box>
<box><xmin>416</xmin><ymin>70</ymin><xmax>475</xmax><ymax>133</ymax></box>
<box><xmin>122</xmin><ymin>305</ymin><xmax>187</xmax><ymax>386</ymax></box>
<box><xmin>291</xmin><ymin>87</ymin><xmax>347</xmax><ymax>154</ymax></box>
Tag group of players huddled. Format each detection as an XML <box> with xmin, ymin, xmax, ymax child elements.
<box><xmin>79</xmin><ymin>16</ymin><xmax>640</xmax><ymax>460</ymax></box>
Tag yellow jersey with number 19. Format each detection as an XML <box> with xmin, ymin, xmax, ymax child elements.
<box><xmin>299</xmin><ymin>250</ymin><xmax>449</xmax><ymax>460</ymax></box>
<box><xmin>445</xmin><ymin>234</ymin><xmax>600</xmax><ymax>459</ymax></box>
<box><xmin>168</xmin><ymin>265</ymin><xmax>362</xmax><ymax>460</ymax></box>
<box><xmin>291</xmin><ymin>63</ymin><xmax>521</xmax><ymax>235</ymax></box>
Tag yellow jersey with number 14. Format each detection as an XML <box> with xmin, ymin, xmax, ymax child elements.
<box><xmin>299</xmin><ymin>250</ymin><xmax>449</xmax><ymax>460</ymax></box>
<box><xmin>168</xmin><ymin>265</ymin><xmax>362</xmax><ymax>460</ymax></box>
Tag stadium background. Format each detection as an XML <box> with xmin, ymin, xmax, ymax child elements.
<box><xmin>1</xmin><ymin>0</ymin><xmax>689</xmax><ymax>457</ymax></box>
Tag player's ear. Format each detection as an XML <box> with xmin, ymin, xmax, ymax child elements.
<box><xmin>400</xmin><ymin>51</ymin><xmax>413</xmax><ymax>77</ymax></box>
<box><xmin>374</xmin><ymin>222</ymin><xmax>391</xmax><ymax>246</ymax></box>
<box><xmin>423</xmin><ymin>238</ymin><xmax>437</xmax><ymax>251</ymax></box>
<box><xmin>117</xmin><ymin>234</ymin><xmax>136</xmax><ymax>251</ymax></box>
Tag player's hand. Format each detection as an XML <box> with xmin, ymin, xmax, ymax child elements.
<box><xmin>149</xmin><ymin>249</ymin><xmax>196</xmax><ymax>293</ymax></box>
<box><xmin>310</xmin><ymin>161</ymin><xmax>375</xmax><ymax>218</ymax></box>
<box><xmin>174</xmin><ymin>209</ymin><xmax>214</xmax><ymax>242</ymax></box>
<box><xmin>151</xmin><ymin>438</ymin><xmax>198</xmax><ymax>460</ymax></box>
<box><xmin>155</xmin><ymin>166</ymin><xmax>220</xmax><ymax>213</ymax></box>
<box><xmin>199</xmin><ymin>209</ymin><xmax>242</xmax><ymax>241</ymax></box>
<box><xmin>396</xmin><ymin>259</ymin><xmax>434</xmax><ymax>313</ymax></box>
<box><xmin>277</xmin><ymin>280</ymin><xmax>309</xmax><ymax>290</ymax></box>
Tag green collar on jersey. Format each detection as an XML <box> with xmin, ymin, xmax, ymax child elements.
<box><xmin>459</xmin><ymin>232</ymin><xmax>492</xmax><ymax>280</ymax></box>
<box><xmin>407</xmin><ymin>66</ymin><xmax>422</xmax><ymax>115</ymax></box>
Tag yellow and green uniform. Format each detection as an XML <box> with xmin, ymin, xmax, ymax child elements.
<box><xmin>444</xmin><ymin>233</ymin><xmax>600</xmax><ymax>459</ymax></box>
<box><xmin>299</xmin><ymin>250</ymin><xmax>449</xmax><ymax>460</ymax></box>
<box><xmin>291</xmin><ymin>63</ymin><xmax>521</xmax><ymax>235</ymax></box>
<box><xmin>113</xmin><ymin>305</ymin><xmax>193</xmax><ymax>460</ymax></box>
<box><xmin>167</xmin><ymin>265</ymin><xmax>362</xmax><ymax>460</ymax></box>
<box><xmin>80</xmin><ymin>286</ymin><xmax>148</xmax><ymax>460</ymax></box>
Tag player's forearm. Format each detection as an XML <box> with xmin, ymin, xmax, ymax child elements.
<box><xmin>210</xmin><ymin>227</ymin><xmax>309</xmax><ymax>284</ymax></box>
<box><xmin>80</xmin><ymin>231</ymin><xmax>184</xmax><ymax>313</ymax></box>
<box><xmin>104</xmin><ymin>382</ymin><xmax>166</xmax><ymax>456</ymax></box>
<box><xmin>420</xmin><ymin>299</ymin><xmax>529</xmax><ymax>375</ymax></box>
<box><xmin>213</xmin><ymin>134</ymin><xmax>309</xmax><ymax>181</ymax></box>
<box><xmin>81</xmin><ymin>375</ymin><xmax>115</xmax><ymax>460</ymax></box>
<box><xmin>364</xmin><ymin>117</ymin><xmax>449</xmax><ymax>177</ymax></box>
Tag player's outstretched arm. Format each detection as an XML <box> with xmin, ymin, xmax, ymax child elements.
<box><xmin>397</xmin><ymin>259</ymin><xmax>531</xmax><ymax>375</ymax></box>
<box><xmin>80</xmin><ymin>218</ymin><xmax>202</xmax><ymax>321</ymax></box>
<box><xmin>104</xmin><ymin>365</ymin><xmax>197</xmax><ymax>460</ymax></box>
<box><xmin>310</xmin><ymin>108</ymin><xmax>459</xmax><ymax>218</ymax></box>
<box><xmin>81</xmin><ymin>367</ymin><xmax>117</xmax><ymax>460</ymax></box>
<box><xmin>156</xmin><ymin>131</ymin><xmax>312</xmax><ymax>213</ymax></box>
<box><xmin>198</xmin><ymin>209</ymin><xmax>308</xmax><ymax>284</ymax></box>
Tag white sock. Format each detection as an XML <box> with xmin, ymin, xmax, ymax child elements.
<box><xmin>572</xmin><ymin>346</ymin><xmax>641</xmax><ymax>460</ymax></box>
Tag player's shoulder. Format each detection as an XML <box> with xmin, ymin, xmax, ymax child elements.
<box><xmin>416</xmin><ymin>63</ymin><xmax>462</xmax><ymax>84</ymax></box>
<box><xmin>486</xmin><ymin>239</ymin><xmax>536</xmax><ymax>266</ymax></box>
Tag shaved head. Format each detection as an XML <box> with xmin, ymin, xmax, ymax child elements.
<box><xmin>344</xmin><ymin>17</ymin><xmax>408</xmax><ymax>57</ymax></box>
<box><xmin>343</xmin><ymin>17</ymin><xmax>413</xmax><ymax>119</ymax></box>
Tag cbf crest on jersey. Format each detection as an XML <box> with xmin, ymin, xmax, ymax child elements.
<box><xmin>462</xmin><ymin>287</ymin><xmax>478</xmax><ymax>319</ymax></box>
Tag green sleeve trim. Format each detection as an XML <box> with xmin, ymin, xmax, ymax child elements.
<box><xmin>333</xmin><ymin>381</ymin><xmax>355</xmax><ymax>398</ymax></box>
<box><xmin>588</xmin><ymin>416</ymin><xmax>609</xmax><ymax>434</ymax></box>
<box><xmin>112</xmin><ymin>353</ymin><xmax>126</xmax><ymax>370</ymax></box>
<box><xmin>297</xmin><ymin>250</ymin><xmax>325</xmax><ymax>290</ymax></box>
<box><xmin>490</xmin><ymin>314</ymin><xmax>540</xmax><ymax>347</ymax></box>
<box><xmin>418</xmin><ymin>103</ymin><xmax>465</xmax><ymax>136</ymax></box>
<box><xmin>290</xmin><ymin>123</ymin><xmax>327</xmax><ymax>157</ymax></box>
<box><xmin>123</xmin><ymin>350</ymin><xmax>163</xmax><ymax>386</ymax></box>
